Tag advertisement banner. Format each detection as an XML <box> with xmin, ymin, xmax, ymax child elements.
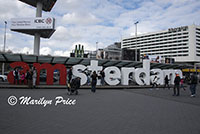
<box><xmin>10</xmin><ymin>17</ymin><xmax>55</xmax><ymax>30</ymax></box>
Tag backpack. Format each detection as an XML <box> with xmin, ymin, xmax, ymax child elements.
<box><xmin>191</xmin><ymin>75</ymin><xmax>198</xmax><ymax>84</ymax></box>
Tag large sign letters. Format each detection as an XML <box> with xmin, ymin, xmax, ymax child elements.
<box><xmin>8</xmin><ymin>60</ymin><xmax>183</xmax><ymax>86</ymax></box>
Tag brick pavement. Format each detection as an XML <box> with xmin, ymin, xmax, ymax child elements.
<box><xmin>0</xmin><ymin>88</ymin><xmax>200</xmax><ymax>134</ymax></box>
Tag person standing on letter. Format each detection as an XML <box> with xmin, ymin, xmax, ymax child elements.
<box><xmin>91</xmin><ymin>71</ymin><xmax>97</xmax><ymax>92</ymax></box>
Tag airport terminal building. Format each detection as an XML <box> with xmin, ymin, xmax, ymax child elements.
<box><xmin>122</xmin><ymin>24</ymin><xmax>200</xmax><ymax>63</ymax></box>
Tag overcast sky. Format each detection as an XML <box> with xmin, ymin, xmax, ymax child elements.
<box><xmin>0</xmin><ymin>0</ymin><xmax>200</xmax><ymax>56</ymax></box>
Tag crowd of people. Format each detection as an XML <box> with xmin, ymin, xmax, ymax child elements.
<box><xmin>13</xmin><ymin>67</ymin><xmax>37</xmax><ymax>89</ymax></box>
<box><xmin>152</xmin><ymin>72</ymin><xmax>198</xmax><ymax>98</ymax></box>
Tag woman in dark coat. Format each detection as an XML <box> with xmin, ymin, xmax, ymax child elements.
<box><xmin>164</xmin><ymin>75</ymin><xmax>170</xmax><ymax>89</ymax></box>
<box><xmin>91</xmin><ymin>71</ymin><xmax>97</xmax><ymax>92</ymax></box>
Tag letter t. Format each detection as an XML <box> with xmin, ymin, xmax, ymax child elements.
<box><xmin>87</xmin><ymin>60</ymin><xmax>102</xmax><ymax>74</ymax></box>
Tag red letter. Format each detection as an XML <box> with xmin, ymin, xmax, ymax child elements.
<box><xmin>7</xmin><ymin>62</ymin><xmax>30</xmax><ymax>84</ymax></box>
<box><xmin>33</xmin><ymin>63</ymin><xmax>67</xmax><ymax>85</ymax></box>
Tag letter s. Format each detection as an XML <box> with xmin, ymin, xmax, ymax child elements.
<box><xmin>72</xmin><ymin>65</ymin><xmax>87</xmax><ymax>85</ymax></box>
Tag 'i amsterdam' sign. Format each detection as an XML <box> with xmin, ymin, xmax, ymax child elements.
<box><xmin>7</xmin><ymin>60</ymin><xmax>182</xmax><ymax>86</ymax></box>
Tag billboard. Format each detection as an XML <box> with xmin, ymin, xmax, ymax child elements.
<box><xmin>10</xmin><ymin>17</ymin><xmax>55</xmax><ymax>30</ymax></box>
<box><xmin>148</xmin><ymin>55</ymin><xmax>162</xmax><ymax>63</ymax></box>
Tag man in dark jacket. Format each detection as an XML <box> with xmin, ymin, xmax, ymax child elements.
<box><xmin>13</xmin><ymin>68</ymin><xmax>19</xmax><ymax>84</ymax></box>
<box><xmin>190</xmin><ymin>73</ymin><xmax>198</xmax><ymax>97</ymax></box>
<box><xmin>26</xmin><ymin>70</ymin><xmax>33</xmax><ymax>88</ymax></box>
<box><xmin>173</xmin><ymin>74</ymin><xmax>181</xmax><ymax>96</ymax></box>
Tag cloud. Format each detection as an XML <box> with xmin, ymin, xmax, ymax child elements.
<box><xmin>62</xmin><ymin>12</ymin><xmax>101</xmax><ymax>25</ymax></box>
<box><xmin>19</xmin><ymin>47</ymin><xmax>33</xmax><ymax>55</ymax></box>
<box><xmin>53</xmin><ymin>50</ymin><xmax>70</xmax><ymax>57</ymax></box>
<box><xmin>40</xmin><ymin>47</ymin><xmax>52</xmax><ymax>55</ymax></box>
<box><xmin>0</xmin><ymin>0</ymin><xmax>200</xmax><ymax>57</ymax></box>
<box><xmin>0</xmin><ymin>0</ymin><xmax>35</xmax><ymax>20</ymax></box>
<box><xmin>114</xmin><ymin>0</ymin><xmax>200</xmax><ymax>37</ymax></box>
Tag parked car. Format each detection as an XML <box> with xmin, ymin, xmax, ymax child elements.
<box><xmin>0</xmin><ymin>75</ymin><xmax>7</xmax><ymax>82</ymax></box>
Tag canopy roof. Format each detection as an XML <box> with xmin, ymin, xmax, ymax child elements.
<box><xmin>11</xmin><ymin>29</ymin><xmax>55</xmax><ymax>38</ymax></box>
<box><xmin>19</xmin><ymin>0</ymin><xmax>57</xmax><ymax>12</ymax></box>
<box><xmin>0</xmin><ymin>52</ymin><xmax>193</xmax><ymax>69</ymax></box>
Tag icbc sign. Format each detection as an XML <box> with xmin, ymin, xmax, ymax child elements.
<box><xmin>34</xmin><ymin>19</ymin><xmax>45</xmax><ymax>23</ymax></box>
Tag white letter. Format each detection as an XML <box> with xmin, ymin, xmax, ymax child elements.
<box><xmin>72</xmin><ymin>65</ymin><xmax>87</xmax><ymax>85</ymax></box>
<box><xmin>150</xmin><ymin>69</ymin><xmax>164</xmax><ymax>85</ymax></box>
<box><xmin>163</xmin><ymin>70</ymin><xmax>176</xmax><ymax>85</ymax></box>
<box><xmin>134</xmin><ymin>60</ymin><xmax>150</xmax><ymax>85</ymax></box>
<box><xmin>121</xmin><ymin>67</ymin><xmax>135</xmax><ymax>85</ymax></box>
<box><xmin>104</xmin><ymin>67</ymin><xmax>121</xmax><ymax>85</ymax></box>
<box><xmin>87</xmin><ymin>60</ymin><xmax>102</xmax><ymax>74</ymax></box>
<box><xmin>55</xmin><ymin>96</ymin><xmax>63</xmax><ymax>106</ymax></box>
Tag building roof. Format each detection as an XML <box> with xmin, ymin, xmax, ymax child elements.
<box><xmin>19</xmin><ymin>0</ymin><xmax>57</xmax><ymax>12</ymax></box>
<box><xmin>0</xmin><ymin>52</ymin><xmax>193</xmax><ymax>69</ymax></box>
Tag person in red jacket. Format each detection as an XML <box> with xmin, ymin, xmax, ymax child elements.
<box><xmin>20</xmin><ymin>73</ymin><xmax>25</xmax><ymax>84</ymax></box>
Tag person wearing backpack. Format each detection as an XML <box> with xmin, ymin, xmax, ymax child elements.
<box><xmin>189</xmin><ymin>73</ymin><xmax>198</xmax><ymax>97</ymax></box>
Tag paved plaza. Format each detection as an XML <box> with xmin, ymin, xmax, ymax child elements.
<box><xmin>0</xmin><ymin>87</ymin><xmax>200</xmax><ymax>134</ymax></box>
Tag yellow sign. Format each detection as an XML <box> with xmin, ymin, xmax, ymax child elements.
<box><xmin>182</xmin><ymin>69</ymin><xmax>200</xmax><ymax>72</ymax></box>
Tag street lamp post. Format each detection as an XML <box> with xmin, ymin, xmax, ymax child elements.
<box><xmin>135</xmin><ymin>21</ymin><xmax>139</xmax><ymax>61</ymax></box>
<box><xmin>96</xmin><ymin>42</ymin><xmax>98</xmax><ymax>51</ymax></box>
<box><xmin>96</xmin><ymin>42</ymin><xmax>98</xmax><ymax>58</ymax></box>
<box><xmin>2</xmin><ymin>21</ymin><xmax>7</xmax><ymax>75</ymax></box>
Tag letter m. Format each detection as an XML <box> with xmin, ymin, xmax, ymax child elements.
<box><xmin>33</xmin><ymin>63</ymin><xmax>67</xmax><ymax>85</ymax></box>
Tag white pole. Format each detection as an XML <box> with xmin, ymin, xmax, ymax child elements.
<box><xmin>3</xmin><ymin>21</ymin><xmax>7</xmax><ymax>52</ymax></box>
<box><xmin>34</xmin><ymin>1</ymin><xmax>43</xmax><ymax>56</ymax></box>
<box><xmin>2</xmin><ymin>21</ymin><xmax>7</xmax><ymax>75</ymax></box>
<box><xmin>135</xmin><ymin>21</ymin><xmax>139</xmax><ymax>61</ymax></box>
<box><xmin>36</xmin><ymin>1</ymin><xmax>42</xmax><ymax>17</ymax></box>
<box><xmin>96</xmin><ymin>42</ymin><xmax>98</xmax><ymax>52</ymax></box>
<box><xmin>96</xmin><ymin>42</ymin><xmax>98</xmax><ymax>58</ymax></box>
